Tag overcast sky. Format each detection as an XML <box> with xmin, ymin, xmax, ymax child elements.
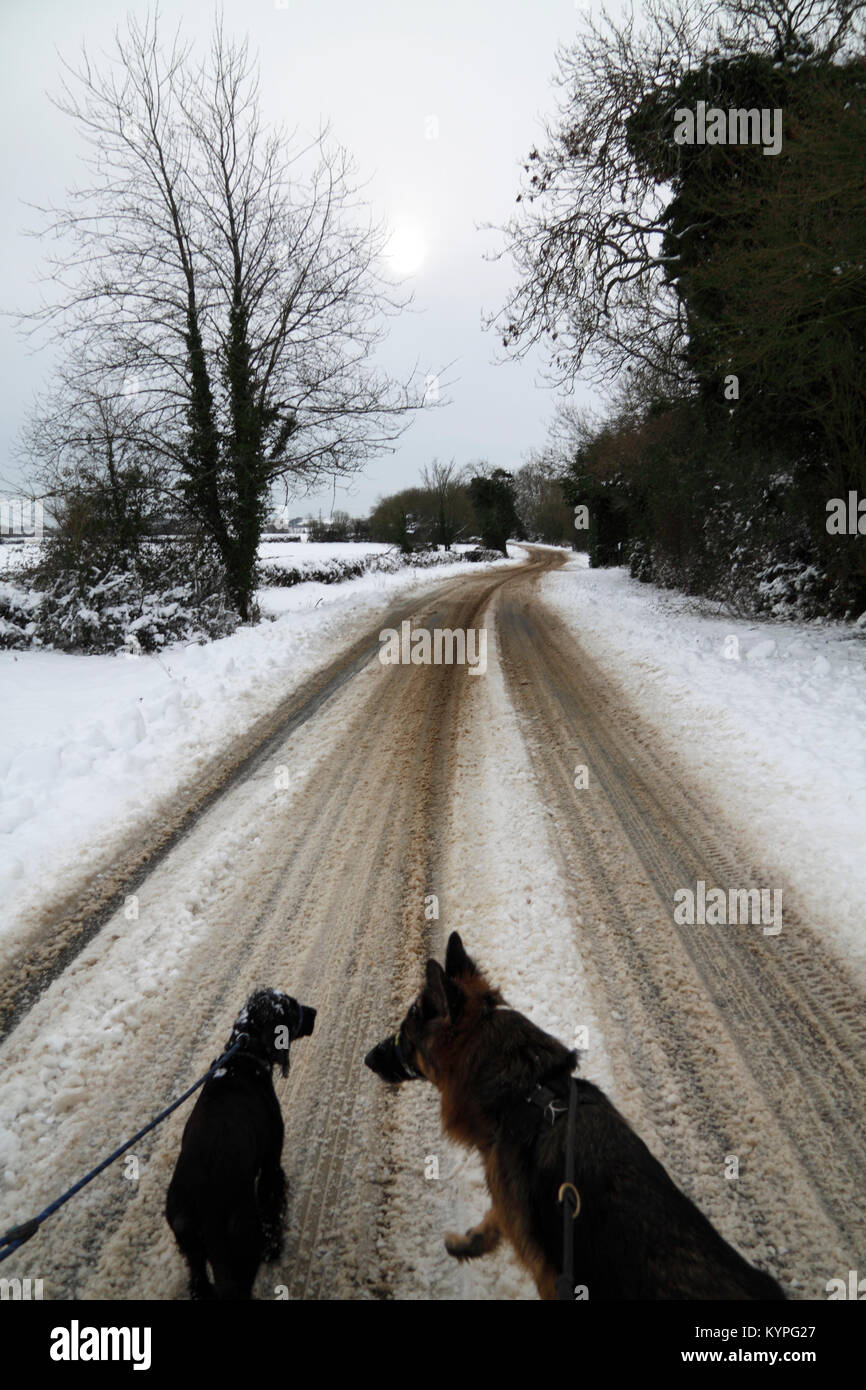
<box><xmin>0</xmin><ymin>0</ymin><xmax>603</xmax><ymax>519</ymax></box>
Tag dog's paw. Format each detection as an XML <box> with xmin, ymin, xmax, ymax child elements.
<box><xmin>444</xmin><ymin>1229</ymin><xmax>485</xmax><ymax>1260</ymax></box>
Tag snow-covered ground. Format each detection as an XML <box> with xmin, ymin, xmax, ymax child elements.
<box><xmin>257</xmin><ymin>539</ymin><xmax>390</xmax><ymax>562</ymax></box>
<box><xmin>0</xmin><ymin>538</ymin><xmax>482</xmax><ymax>574</ymax></box>
<box><xmin>542</xmin><ymin>554</ymin><xmax>866</xmax><ymax>985</ymax></box>
<box><xmin>0</xmin><ymin>541</ymin><xmax>40</xmax><ymax>573</ymax></box>
<box><xmin>0</xmin><ymin>544</ymin><xmax>523</xmax><ymax>966</ymax></box>
<box><xmin>1</xmin><ymin>544</ymin><xmax>860</xmax><ymax>1300</ymax></box>
<box><xmin>6</xmin><ymin>540</ymin><xmax>862</xmax><ymax>997</ymax></box>
<box><xmin>381</xmin><ymin>600</ymin><xmax>613</xmax><ymax>1299</ymax></box>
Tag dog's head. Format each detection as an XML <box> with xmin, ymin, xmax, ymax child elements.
<box><xmin>364</xmin><ymin>932</ymin><xmax>496</xmax><ymax>1085</ymax></box>
<box><xmin>233</xmin><ymin>988</ymin><xmax>316</xmax><ymax>1077</ymax></box>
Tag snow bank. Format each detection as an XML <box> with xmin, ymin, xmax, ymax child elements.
<box><xmin>542</xmin><ymin>558</ymin><xmax>866</xmax><ymax>983</ymax></box>
<box><xmin>0</xmin><ymin>547</ymin><xmax>524</xmax><ymax>963</ymax></box>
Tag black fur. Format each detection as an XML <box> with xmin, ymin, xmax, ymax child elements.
<box><xmin>506</xmin><ymin>1069</ymin><xmax>787</xmax><ymax>1299</ymax></box>
<box><xmin>166</xmin><ymin>988</ymin><xmax>315</xmax><ymax>1300</ymax></box>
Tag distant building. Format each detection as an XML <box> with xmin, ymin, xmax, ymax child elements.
<box><xmin>267</xmin><ymin>505</ymin><xmax>311</xmax><ymax>540</ymax></box>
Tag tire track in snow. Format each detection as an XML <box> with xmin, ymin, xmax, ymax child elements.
<box><xmin>0</xmin><ymin>552</ymin><xmax>557</xmax><ymax>1299</ymax></box>
<box><xmin>496</xmin><ymin>574</ymin><xmax>866</xmax><ymax>1298</ymax></box>
<box><xmin>0</xmin><ymin>577</ymin><xmax>466</xmax><ymax>1043</ymax></box>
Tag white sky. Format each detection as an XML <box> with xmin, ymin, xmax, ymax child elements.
<box><xmin>0</xmin><ymin>0</ymin><xmax>604</xmax><ymax>519</ymax></box>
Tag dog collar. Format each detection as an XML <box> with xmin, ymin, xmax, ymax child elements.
<box><xmin>221</xmin><ymin>1034</ymin><xmax>274</xmax><ymax>1077</ymax></box>
<box><xmin>238</xmin><ymin>1052</ymin><xmax>272</xmax><ymax>1075</ymax></box>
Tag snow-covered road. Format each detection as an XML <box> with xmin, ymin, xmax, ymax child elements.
<box><xmin>1</xmin><ymin>548</ymin><xmax>863</xmax><ymax>1300</ymax></box>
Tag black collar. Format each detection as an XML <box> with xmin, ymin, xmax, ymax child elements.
<box><xmin>212</xmin><ymin>1045</ymin><xmax>272</xmax><ymax>1078</ymax></box>
<box><xmin>233</xmin><ymin>1050</ymin><xmax>272</xmax><ymax>1076</ymax></box>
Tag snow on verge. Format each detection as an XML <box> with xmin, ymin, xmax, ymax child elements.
<box><xmin>0</xmin><ymin>549</ymin><xmax>523</xmax><ymax>964</ymax></box>
<box><xmin>542</xmin><ymin>557</ymin><xmax>866</xmax><ymax>985</ymax></box>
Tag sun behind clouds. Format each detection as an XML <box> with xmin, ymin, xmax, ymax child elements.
<box><xmin>386</xmin><ymin>222</ymin><xmax>428</xmax><ymax>276</ymax></box>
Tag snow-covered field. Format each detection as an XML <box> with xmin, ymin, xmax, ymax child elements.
<box><xmin>542</xmin><ymin>554</ymin><xmax>866</xmax><ymax>985</ymax></box>
<box><xmin>0</xmin><ymin>541</ymin><xmax>40</xmax><ymax>573</ymax></box>
<box><xmin>0</xmin><ymin>538</ymin><xmax>481</xmax><ymax>573</ymax></box>
<box><xmin>0</xmin><ymin>544</ymin><xmax>522</xmax><ymax>965</ymax></box>
<box><xmin>257</xmin><ymin>539</ymin><xmax>390</xmax><ymax>562</ymax></box>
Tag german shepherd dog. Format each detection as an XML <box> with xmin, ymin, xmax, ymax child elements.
<box><xmin>365</xmin><ymin>934</ymin><xmax>785</xmax><ymax>1301</ymax></box>
<box><xmin>166</xmin><ymin>988</ymin><xmax>316</xmax><ymax>1299</ymax></box>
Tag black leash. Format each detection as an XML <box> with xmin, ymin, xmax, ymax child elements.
<box><xmin>0</xmin><ymin>1039</ymin><xmax>245</xmax><ymax>1265</ymax></box>
<box><xmin>555</xmin><ymin>1077</ymin><xmax>581</xmax><ymax>1301</ymax></box>
<box><xmin>520</xmin><ymin>1075</ymin><xmax>582</xmax><ymax>1300</ymax></box>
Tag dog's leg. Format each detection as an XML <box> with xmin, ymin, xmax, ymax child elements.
<box><xmin>211</xmin><ymin>1205</ymin><xmax>261</xmax><ymax>1300</ymax></box>
<box><xmin>188</xmin><ymin>1259</ymin><xmax>214</xmax><ymax>1301</ymax></box>
<box><xmin>445</xmin><ymin>1208</ymin><xmax>502</xmax><ymax>1260</ymax></box>
<box><xmin>258</xmin><ymin>1163</ymin><xmax>287</xmax><ymax>1263</ymax></box>
<box><xmin>535</xmin><ymin>1266</ymin><xmax>560</xmax><ymax>1301</ymax></box>
<box><xmin>179</xmin><ymin>1233</ymin><xmax>214</xmax><ymax>1301</ymax></box>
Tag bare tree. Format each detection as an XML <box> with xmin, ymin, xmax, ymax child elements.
<box><xmin>21</xmin><ymin>12</ymin><xmax>427</xmax><ymax>617</ymax></box>
<box><xmin>513</xmin><ymin>454</ymin><xmax>574</xmax><ymax>544</ymax></box>
<box><xmin>488</xmin><ymin>0</ymin><xmax>713</xmax><ymax>390</ymax></box>
<box><xmin>489</xmin><ymin>0</ymin><xmax>865</xmax><ymax>389</ymax></box>
<box><xmin>718</xmin><ymin>0</ymin><xmax>866</xmax><ymax>55</ymax></box>
<box><xmin>420</xmin><ymin>459</ymin><xmax>468</xmax><ymax>549</ymax></box>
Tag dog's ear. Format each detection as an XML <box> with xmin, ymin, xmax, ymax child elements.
<box><xmin>445</xmin><ymin>932</ymin><xmax>477</xmax><ymax>981</ymax></box>
<box><xmin>425</xmin><ymin>960</ymin><xmax>462</xmax><ymax>1019</ymax></box>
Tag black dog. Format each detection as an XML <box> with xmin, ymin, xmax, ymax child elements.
<box><xmin>166</xmin><ymin>988</ymin><xmax>316</xmax><ymax>1299</ymax></box>
<box><xmin>365</xmin><ymin>933</ymin><xmax>785</xmax><ymax>1300</ymax></box>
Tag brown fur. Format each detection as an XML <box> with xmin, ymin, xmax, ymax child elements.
<box><xmin>364</xmin><ymin>933</ymin><xmax>786</xmax><ymax>1301</ymax></box>
<box><xmin>417</xmin><ymin>971</ymin><xmax>559</xmax><ymax>1290</ymax></box>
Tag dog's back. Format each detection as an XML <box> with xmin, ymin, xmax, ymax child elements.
<box><xmin>166</xmin><ymin>1063</ymin><xmax>284</xmax><ymax>1299</ymax></box>
<box><xmin>517</xmin><ymin>1078</ymin><xmax>785</xmax><ymax>1300</ymax></box>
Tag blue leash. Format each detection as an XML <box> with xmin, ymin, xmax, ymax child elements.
<box><xmin>0</xmin><ymin>1039</ymin><xmax>244</xmax><ymax>1264</ymax></box>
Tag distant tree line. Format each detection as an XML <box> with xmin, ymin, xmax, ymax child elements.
<box><xmin>367</xmin><ymin>458</ymin><xmax>573</xmax><ymax>556</ymax></box>
<box><xmin>305</xmin><ymin>511</ymin><xmax>372</xmax><ymax>544</ymax></box>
